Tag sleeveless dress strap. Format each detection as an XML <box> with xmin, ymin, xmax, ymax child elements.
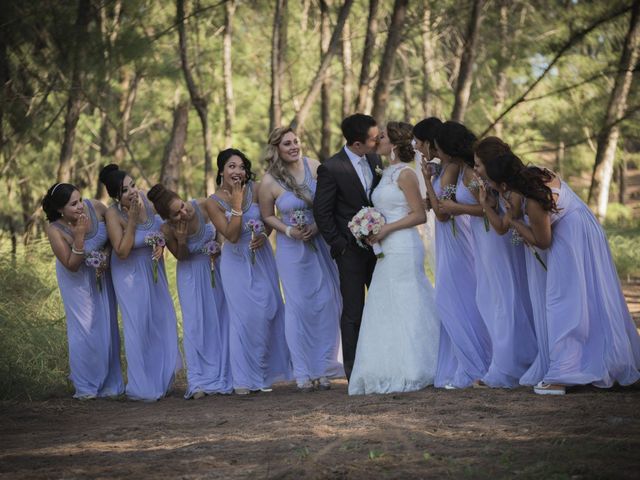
<box><xmin>50</xmin><ymin>221</ymin><xmax>72</xmax><ymax>238</ymax></box>
<box><xmin>83</xmin><ymin>199</ymin><xmax>99</xmax><ymax>239</ymax></box>
<box><xmin>302</xmin><ymin>157</ymin><xmax>313</xmax><ymax>186</ymax></box>
<box><xmin>391</xmin><ymin>164</ymin><xmax>411</xmax><ymax>183</ymax></box>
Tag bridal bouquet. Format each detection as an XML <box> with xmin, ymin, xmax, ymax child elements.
<box><xmin>144</xmin><ymin>231</ymin><xmax>166</xmax><ymax>283</ymax></box>
<box><xmin>245</xmin><ymin>218</ymin><xmax>265</xmax><ymax>265</ymax></box>
<box><xmin>439</xmin><ymin>184</ymin><xmax>457</xmax><ymax>237</ymax></box>
<box><xmin>85</xmin><ymin>249</ymin><xmax>109</xmax><ymax>292</ymax></box>
<box><xmin>348</xmin><ymin>207</ymin><xmax>386</xmax><ymax>258</ymax></box>
<box><xmin>289</xmin><ymin>209</ymin><xmax>317</xmax><ymax>252</ymax></box>
<box><xmin>200</xmin><ymin>239</ymin><xmax>221</xmax><ymax>288</ymax></box>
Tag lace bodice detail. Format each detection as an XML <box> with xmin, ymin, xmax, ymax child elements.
<box><xmin>371</xmin><ymin>163</ymin><xmax>412</xmax><ymax>223</ymax></box>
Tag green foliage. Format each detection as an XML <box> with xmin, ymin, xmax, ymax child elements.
<box><xmin>605</xmin><ymin>225</ymin><xmax>640</xmax><ymax>279</ymax></box>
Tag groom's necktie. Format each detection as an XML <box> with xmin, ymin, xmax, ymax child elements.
<box><xmin>359</xmin><ymin>156</ymin><xmax>373</xmax><ymax>195</ymax></box>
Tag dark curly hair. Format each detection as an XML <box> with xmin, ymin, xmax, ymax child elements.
<box><xmin>386</xmin><ymin>121</ymin><xmax>415</xmax><ymax>164</ymax></box>
<box><xmin>435</xmin><ymin>121</ymin><xmax>477</xmax><ymax>167</ymax></box>
<box><xmin>484</xmin><ymin>152</ymin><xmax>558</xmax><ymax>213</ymax></box>
<box><xmin>41</xmin><ymin>183</ymin><xmax>79</xmax><ymax>222</ymax></box>
<box><xmin>216</xmin><ymin>148</ymin><xmax>257</xmax><ymax>186</ymax></box>
<box><xmin>413</xmin><ymin>117</ymin><xmax>443</xmax><ymax>150</ymax></box>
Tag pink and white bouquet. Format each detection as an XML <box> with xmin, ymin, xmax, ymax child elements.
<box><xmin>439</xmin><ymin>184</ymin><xmax>457</xmax><ymax>237</ymax></box>
<box><xmin>200</xmin><ymin>239</ymin><xmax>221</xmax><ymax>288</ymax></box>
<box><xmin>144</xmin><ymin>231</ymin><xmax>166</xmax><ymax>283</ymax></box>
<box><xmin>348</xmin><ymin>207</ymin><xmax>386</xmax><ymax>258</ymax></box>
<box><xmin>84</xmin><ymin>249</ymin><xmax>109</xmax><ymax>292</ymax></box>
<box><xmin>245</xmin><ymin>218</ymin><xmax>265</xmax><ymax>265</ymax></box>
<box><xmin>289</xmin><ymin>209</ymin><xmax>317</xmax><ymax>252</ymax></box>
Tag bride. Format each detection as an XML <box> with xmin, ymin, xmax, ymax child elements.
<box><xmin>348</xmin><ymin>122</ymin><xmax>441</xmax><ymax>395</ymax></box>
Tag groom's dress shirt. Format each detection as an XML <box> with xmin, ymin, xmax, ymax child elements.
<box><xmin>344</xmin><ymin>145</ymin><xmax>372</xmax><ymax>196</ymax></box>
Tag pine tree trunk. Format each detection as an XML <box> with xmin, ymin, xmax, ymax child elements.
<box><xmin>588</xmin><ymin>0</ymin><xmax>640</xmax><ymax>221</ymax></box>
<box><xmin>161</xmin><ymin>101</ymin><xmax>189</xmax><ymax>192</ymax></box>
<box><xmin>356</xmin><ymin>0</ymin><xmax>379</xmax><ymax>113</ymax></box>
<box><xmin>320</xmin><ymin>0</ymin><xmax>332</xmax><ymax>161</ymax></box>
<box><xmin>223</xmin><ymin>0</ymin><xmax>235</xmax><ymax>148</ymax></box>
<box><xmin>269</xmin><ymin>0</ymin><xmax>287</xmax><ymax>132</ymax></box>
<box><xmin>421</xmin><ymin>6</ymin><xmax>436</xmax><ymax>117</ymax></box>
<box><xmin>371</xmin><ymin>0</ymin><xmax>409</xmax><ymax>123</ymax></box>
<box><xmin>451</xmin><ymin>0</ymin><xmax>484</xmax><ymax>123</ymax></box>
<box><xmin>618</xmin><ymin>157</ymin><xmax>627</xmax><ymax>205</ymax></box>
<box><xmin>493</xmin><ymin>1</ymin><xmax>509</xmax><ymax>137</ymax></box>
<box><xmin>341</xmin><ymin>20</ymin><xmax>353</xmax><ymax>120</ymax></box>
<box><xmin>57</xmin><ymin>0</ymin><xmax>91</xmax><ymax>183</ymax></box>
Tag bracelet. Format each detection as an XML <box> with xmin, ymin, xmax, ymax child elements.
<box><xmin>230</xmin><ymin>209</ymin><xmax>243</xmax><ymax>217</ymax></box>
<box><xmin>261</xmin><ymin>232</ymin><xmax>269</xmax><ymax>239</ymax></box>
<box><xmin>71</xmin><ymin>245</ymin><xmax>85</xmax><ymax>255</ymax></box>
<box><xmin>285</xmin><ymin>226</ymin><xmax>292</xmax><ymax>238</ymax></box>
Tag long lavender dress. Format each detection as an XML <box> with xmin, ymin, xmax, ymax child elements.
<box><xmin>461</xmin><ymin>177</ymin><xmax>537</xmax><ymax>388</ymax></box>
<box><xmin>519</xmin><ymin>199</ymin><xmax>550</xmax><ymax>386</ymax></box>
<box><xmin>433</xmin><ymin>167</ymin><xmax>491</xmax><ymax>388</ymax></box>
<box><xmin>110</xmin><ymin>196</ymin><xmax>181</xmax><ymax>401</ymax></box>
<box><xmin>542</xmin><ymin>181</ymin><xmax>640</xmax><ymax>387</ymax></box>
<box><xmin>274</xmin><ymin>159</ymin><xmax>343</xmax><ymax>386</ymax></box>
<box><xmin>177</xmin><ymin>201</ymin><xmax>232</xmax><ymax>397</ymax></box>
<box><xmin>211</xmin><ymin>183</ymin><xmax>292</xmax><ymax>390</ymax></box>
<box><xmin>53</xmin><ymin>200</ymin><xmax>123</xmax><ymax>399</ymax></box>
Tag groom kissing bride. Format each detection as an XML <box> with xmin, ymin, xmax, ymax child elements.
<box><xmin>313</xmin><ymin>114</ymin><xmax>440</xmax><ymax>395</ymax></box>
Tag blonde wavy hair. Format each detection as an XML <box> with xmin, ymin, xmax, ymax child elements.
<box><xmin>263</xmin><ymin>127</ymin><xmax>313</xmax><ymax>206</ymax></box>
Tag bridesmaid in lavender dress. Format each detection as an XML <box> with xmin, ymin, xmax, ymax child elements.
<box><xmin>464</xmin><ymin>137</ymin><xmax>539</xmax><ymax>388</ymax></box>
<box><xmin>100</xmin><ymin>165</ymin><xmax>181</xmax><ymax>402</ymax></box>
<box><xmin>421</xmin><ymin>121</ymin><xmax>491</xmax><ymax>389</ymax></box>
<box><xmin>483</xmin><ymin>151</ymin><xmax>640</xmax><ymax>395</ymax></box>
<box><xmin>206</xmin><ymin>149</ymin><xmax>292</xmax><ymax>395</ymax></box>
<box><xmin>147</xmin><ymin>184</ymin><xmax>232</xmax><ymax>399</ymax></box>
<box><xmin>259</xmin><ymin>128</ymin><xmax>343</xmax><ymax>392</ymax></box>
<box><xmin>43</xmin><ymin>183</ymin><xmax>123</xmax><ymax>399</ymax></box>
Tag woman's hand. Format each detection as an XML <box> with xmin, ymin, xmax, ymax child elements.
<box><xmin>438</xmin><ymin>199</ymin><xmax>457</xmax><ymax>215</ymax></box>
<box><xmin>230</xmin><ymin>181</ymin><xmax>245</xmax><ymax>211</ymax></box>
<box><xmin>300</xmin><ymin>223</ymin><xmax>318</xmax><ymax>242</ymax></box>
<box><xmin>250</xmin><ymin>232</ymin><xmax>267</xmax><ymax>250</ymax></box>
<box><xmin>127</xmin><ymin>195</ymin><xmax>141</xmax><ymax>223</ymax></box>
<box><xmin>474</xmin><ymin>174</ymin><xmax>488</xmax><ymax>207</ymax></box>
<box><xmin>367</xmin><ymin>224</ymin><xmax>390</xmax><ymax>245</ymax></box>
<box><xmin>501</xmin><ymin>193</ymin><xmax>514</xmax><ymax>224</ymax></box>
<box><xmin>173</xmin><ymin>220</ymin><xmax>188</xmax><ymax>244</ymax></box>
<box><xmin>72</xmin><ymin>213</ymin><xmax>90</xmax><ymax>238</ymax></box>
<box><xmin>152</xmin><ymin>245</ymin><xmax>164</xmax><ymax>261</ymax></box>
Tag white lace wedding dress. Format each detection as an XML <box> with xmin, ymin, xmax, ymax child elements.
<box><xmin>348</xmin><ymin>163</ymin><xmax>441</xmax><ymax>395</ymax></box>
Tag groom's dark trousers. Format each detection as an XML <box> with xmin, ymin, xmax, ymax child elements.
<box><xmin>313</xmin><ymin>148</ymin><xmax>382</xmax><ymax>380</ymax></box>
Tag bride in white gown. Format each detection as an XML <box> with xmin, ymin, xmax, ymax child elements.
<box><xmin>348</xmin><ymin>122</ymin><xmax>441</xmax><ymax>395</ymax></box>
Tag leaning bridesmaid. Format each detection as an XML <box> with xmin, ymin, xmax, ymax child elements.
<box><xmin>100</xmin><ymin>164</ymin><xmax>181</xmax><ymax>401</ymax></box>
<box><xmin>43</xmin><ymin>183</ymin><xmax>123</xmax><ymax>399</ymax></box>
<box><xmin>483</xmin><ymin>151</ymin><xmax>640</xmax><ymax>395</ymax></box>
<box><xmin>259</xmin><ymin>127</ymin><xmax>343</xmax><ymax>392</ymax></box>
<box><xmin>147</xmin><ymin>184</ymin><xmax>232</xmax><ymax>398</ymax></box>
<box><xmin>421</xmin><ymin>121</ymin><xmax>491</xmax><ymax>389</ymax></box>
<box><xmin>206</xmin><ymin>149</ymin><xmax>292</xmax><ymax>395</ymax></box>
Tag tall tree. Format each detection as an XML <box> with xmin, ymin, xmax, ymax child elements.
<box><xmin>451</xmin><ymin>0</ymin><xmax>484</xmax><ymax>123</ymax></box>
<box><xmin>356</xmin><ymin>0</ymin><xmax>379</xmax><ymax>113</ymax></box>
<box><xmin>289</xmin><ymin>0</ymin><xmax>354</xmax><ymax>131</ymax></box>
<box><xmin>588</xmin><ymin>0</ymin><xmax>640</xmax><ymax>221</ymax></box>
<box><xmin>421</xmin><ymin>5</ymin><xmax>436</xmax><ymax>117</ymax></box>
<box><xmin>177</xmin><ymin>0</ymin><xmax>215</xmax><ymax>195</ymax></box>
<box><xmin>371</xmin><ymin>0</ymin><xmax>409</xmax><ymax>123</ymax></box>
<box><xmin>160</xmin><ymin>101</ymin><xmax>189</xmax><ymax>192</ymax></box>
<box><xmin>269</xmin><ymin>0</ymin><xmax>287</xmax><ymax>132</ymax></box>
<box><xmin>320</xmin><ymin>0</ymin><xmax>332</xmax><ymax>161</ymax></box>
<box><xmin>341</xmin><ymin>20</ymin><xmax>354</xmax><ymax>119</ymax></box>
<box><xmin>223</xmin><ymin>0</ymin><xmax>236</xmax><ymax>148</ymax></box>
<box><xmin>57</xmin><ymin>0</ymin><xmax>91</xmax><ymax>183</ymax></box>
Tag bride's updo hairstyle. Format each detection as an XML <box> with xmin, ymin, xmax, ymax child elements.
<box><xmin>386</xmin><ymin>121</ymin><xmax>415</xmax><ymax>163</ymax></box>
<box><xmin>483</xmin><ymin>151</ymin><xmax>558</xmax><ymax>213</ymax></box>
<box><xmin>147</xmin><ymin>184</ymin><xmax>180</xmax><ymax>220</ymax></box>
<box><xmin>42</xmin><ymin>183</ymin><xmax>79</xmax><ymax>222</ymax></box>
<box><xmin>263</xmin><ymin>127</ymin><xmax>312</xmax><ymax>205</ymax></box>
<box><xmin>435</xmin><ymin>121</ymin><xmax>477</xmax><ymax>168</ymax></box>
<box><xmin>99</xmin><ymin>164</ymin><xmax>127</xmax><ymax>200</ymax></box>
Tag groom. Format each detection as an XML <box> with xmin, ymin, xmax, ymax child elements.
<box><xmin>313</xmin><ymin>113</ymin><xmax>383</xmax><ymax>381</ymax></box>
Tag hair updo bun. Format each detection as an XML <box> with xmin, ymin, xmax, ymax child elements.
<box><xmin>386</xmin><ymin>121</ymin><xmax>415</xmax><ymax>164</ymax></box>
<box><xmin>41</xmin><ymin>183</ymin><xmax>78</xmax><ymax>222</ymax></box>
<box><xmin>147</xmin><ymin>183</ymin><xmax>179</xmax><ymax>220</ymax></box>
<box><xmin>435</xmin><ymin>121</ymin><xmax>477</xmax><ymax>167</ymax></box>
<box><xmin>99</xmin><ymin>164</ymin><xmax>127</xmax><ymax>200</ymax></box>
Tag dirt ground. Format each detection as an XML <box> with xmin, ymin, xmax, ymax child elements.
<box><xmin>1</xmin><ymin>284</ymin><xmax>640</xmax><ymax>479</ymax></box>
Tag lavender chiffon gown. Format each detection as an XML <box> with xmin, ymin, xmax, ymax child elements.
<box><xmin>461</xmin><ymin>179</ymin><xmax>537</xmax><ymax>388</ymax></box>
<box><xmin>110</xmin><ymin>196</ymin><xmax>181</xmax><ymax>401</ymax></box>
<box><xmin>433</xmin><ymin>167</ymin><xmax>491</xmax><ymax>388</ymax></box>
<box><xmin>177</xmin><ymin>201</ymin><xmax>232</xmax><ymax>397</ymax></box>
<box><xmin>211</xmin><ymin>183</ymin><xmax>292</xmax><ymax>390</ymax></box>
<box><xmin>53</xmin><ymin>200</ymin><xmax>124</xmax><ymax>398</ymax></box>
<box><xmin>274</xmin><ymin>159</ymin><xmax>343</xmax><ymax>386</ymax></box>
<box><xmin>541</xmin><ymin>181</ymin><xmax>640</xmax><ymax>387</ymax></box>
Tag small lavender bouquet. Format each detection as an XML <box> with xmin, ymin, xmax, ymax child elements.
<box><xmin>85</xmin><ymin>249</ymin><xmax>108</xmax><ymax>292</ymax></box>
<box><xmin>439</xmin><ymin>184</ymin><xmax>457</xmax><ymax>237</ymax></box>
<box><xmin>201</xmin><ymin>239</ymin><xmax>221</xmax><ymax>288</ymax></box>
<box><xmin>289</xmin><ymin>209</ymin><xmax>317</xmax><ymax>252</ymax></box>
<box><xmin>245</xmin><ymin>219</ymin><xmax>265</xmax><ymax>265</ymax></box>
<box><xmin>510</xmin><ymin>227</ymin><xmax>547</xmax><ymax>271</ymax></box>
<box><xmin>144</xmin><ymin>231</ymin><xmax>166</xmax><ymax>283</ymax></box>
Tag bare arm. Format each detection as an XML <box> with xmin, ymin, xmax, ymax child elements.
<box><xmin>204</xmin><ymin>182</ymin><xmax>245</xmax><ymax>243</ymax></box>
<box><xmin>259</xmin><ymin>174</ymin><xmax>307</xmax><ymax>241</ymax></box>
<box><xmin>105</xmin><ymin>202</ymin><xmax>139</xmax><ymax>259</ymax></box>
<box><xmin>46</xmin><ymin>218</ymin><xmax>89</xmax><ymax>272</ymax></box>
<box><xmin>509</xmin><ymin>199</ymin><xmax>552</xmax><ymax>249</ymax></box>
<box><xmin>423</xmin><ymin>161</ymin><xmax>459</xmax><ymax>222</ymax></box>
